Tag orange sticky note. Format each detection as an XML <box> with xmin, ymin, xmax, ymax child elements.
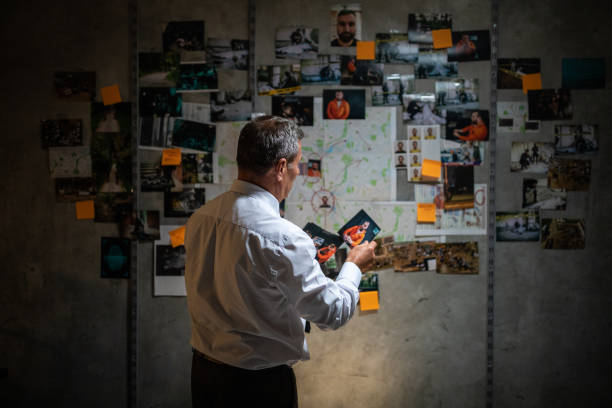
<box><xmin>356</xmin><ymin>41</ymin><xmax>375</xmax><ymax>60</ymax></box>
<box><xmin>421</xmin><ymin>159</ymin><xmax>442</xmax><ymax>180</ymax></box>
<box><xmin>101</xmin><ymin>85</ymin><xmax>122</xmax><ymax>106</ymax></box>
<box><xmin>360</xmin><ymin>291</ymin><xmax>379</xmax><ymax>311</ymax></box>
<box><xmin>75</xmin><ymin>200</ymin><xmax>95</xmax><ymax>220</ymax></box>
<box><xmin>169</xmin><ymin>226</ymin><xmax>186</xmax><ymax>248</ymax></box>
<box><xmin>431</xmin><ymin>29</ymin><xmax>453</xmax><ymax>49</ymax></box>
<box><xmin>522</xmin><ymin>73</ymin><xmax>542</xmax><ymax>94</ymax></box>
<box><xmin>417</xmin><ymin>203</ymin><xmax>436</xmax><ymax>223</ymax></box>
<box><xmin>162</xmin><ymin>148</ymin><xmax>182</xmax><ymax>166</ymax></box>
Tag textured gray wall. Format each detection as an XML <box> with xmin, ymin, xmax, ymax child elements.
<box><xmin>1</xmin><ymin>0</ymin><xmax>611</xmax><ymax>407</ymax></box>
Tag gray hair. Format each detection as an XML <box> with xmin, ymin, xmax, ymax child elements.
<box><xmin>236</xmin><ymin>115</ymin><xmax>304</xmax><ymax>174</ymax></box>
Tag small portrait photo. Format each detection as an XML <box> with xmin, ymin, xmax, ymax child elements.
<box><xmin>330</xmin><ymin>4</ymin><xmax>362</xmax><ymax>47</ymax></box>
<box><xmin>447</xmin><ymin>30</ymin><xmax>491</xmax><ymax>62</ymax></box>
<box><xmin>410</xmin><ymin>154</ymin><xmax>420</xmax><ymax>167</ymax></box>
<box><xmin>323</xmin><ymin>89</ymin><xmax>366</xmax><ymax>120</ymax></box>
<box><xmin>409</xmin><ymin>140</ymin><xmax>421</xmax><ymax>153</ymax></box>
<box><xmin>307</xmin><ymin>159</ymin><xmax>322</xmax><ymax>177</ymax></box>
<box><xmin>424</xmin><ymin>126</ymin><xmax>438</xmax><ymax>140</ymax></box>
<box><xmin>407</xmin><ymin>126</ymin><xmax>422</xmax><ymax>140</ymax></box>
<box><xmin>409</xmin><ymin>167</ymin><xmax>421</xmax><ymax>182</ymax></box>
<box><xmin>395</xmin><ymin>153</ymin><xmax>407</xmax><ymax>168</ymax></box>
<box><xmin>395</xmin><ymin>140</ymin><xmax>406</xmax><ymax>153</ymax></box>
<box><xmin>272</xmin><ymin>96</ymin><xmax>314</xmax><ymax>126</ymax></box>
<box><xmin>276</xmin><ymin>27</ymin><xmax>319</xmax><ymax>59</ymax></box>
<box><xmin>312</xmin><ymin>190</ymin><xmax>335</xmax><ymax>211</ymax></box>
<box><xmin>338</xmin><ymin>209</ymin><xmax>381</xmax><ymax>248</ymax></box>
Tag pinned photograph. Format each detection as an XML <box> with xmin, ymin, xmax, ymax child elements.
<box><xmin>140</xmin><ymin>150</ymin><xmax>175</xmax><ymax>192</ymax></box>
<box><xmin>562</xmin><ymin>58</ymin><xmax>605</xmax><ymax>89</ymax></box>
<box><xmin>156</xmin><ymin>245</ymin><xmax>186</xmax><ymax>275</ymax></box>
<box><xmin>497</xmin><ymin>58</ymin><xmax>541</xmax><ymax>89</ymax></box>
<box><xmin>206</xmin><ymin>38</ymin><xmax>249</xmax><ymax>70</ymax></box>
<box><xmin>120</xmin><ymin>210</ymin><xmax>161</xmax><ymax>241</ymax></box>
<box><xmin>528</xmin><ymin>89</ymin><xmax>572</xmax><ymax>120</ymax></box>
<box><xmin>375</xmin><ymin>33</ymin><xmax>418</xmax><ymax>63</ymax></box>
<box><xmin>409</xmin><ymin>167</ymin><xmax>421</xmax><ymax>182</ymax></box>
<box><xmin>408</xmin><ymin>13</ymin><xmax>453</xmax><ymax>48</ymax></box>
<box><xmin>139</xmin><ymin>52</ymin><xmax>180</xmax><ymax>87</ymax></box>
<box><xmin>101</xmin><ymin>237</ymin><xmax>130</xmax><ymax>279</ymax></box>
<box><xmin>443</xmin><ymin>165</ymin><xmax>474</xmax><ymax>209</ymax></box>
<box><xmin>257</xmin><ymin>64</ymin><xmax>301</xmax><ymax>95</ymax></box>
<box><xmin>522</xmin><ymin>178</ymin><xmax>566</xmax><ymax>210</ymax></box>
<box><xmin>435</xmin><ymin>242</ymin><xmax>479</xmax><ymax>274</ymax></box>
<box><xmin>496</xmin><ymin>211</ymin><xmax>540</xmax><ymax>242</ymax></box>
<box><xmin>176</xmin><ymin>63</ymin><xmax>218</xmax><ymax>92</ymax></box>
<box><xmin>447</xmin><ymin>30</ymin><xmax>491</xmax><ymax>62</ymax></box>
<box><xmin>372</xmin><ymin>74</ymin><xmax>415</xmax><ymax>106</ymax></box>
<box><xmin>48</xmin><ymin>146</ymin><xmax>91</xmax><ymax>178</ymax></box>
<box><xmin>170</xmin><ymin>119</ymin><xmax>216</xmax><ymax>152</ymax></box>
<box><xmin>211</xmin><ymin>90</ymin><xmax>252</xmax><ymax>122</ymax></box>
<box><xmin>54</xmin><ymin>178</ymin><xmax>95</xmax><ymax>202</ymax></box>
<box><xmin>435</xmin><ymin>79</ymin><xmax>479</xmax><ymax>110</ymax></box>
<box><xmin>444</xmin><ymin>109</ymin><xmax>489</xmax><ymax>142</ymax></box>
<box><xmin>94</xmin><ymin>193</ymin><xmax>133</xmax><ymax>223</ymax></box>
<box><xmin>394</xmin><ymin>140</ymin><xmax>407</xmax><ymax>153</ymax></box>
<box><xmin>162</xmin><ymin>21</ymin><xmax>205</xmax><ymax>53</ymax></box>
<box><xmin>338</xmin><ymin>209</ymin><xmax>381</xmax><ymax>247</ymax></box>
<box><xmin>91</xmin><ymin>132</ymin><xmax>131</xmax><ymax>193</ymax></box>
<box><xmin>139</xmin><ymin>87</ymin><xmax>182</xmax><ymax>117</ymax></box>
<box><xmin>92</xmin><ymin>102</ymin><xmax>131</xmax><ymax>133</ymax></box>
<box><xmin>323</xmin><ymin>89</ymin><xmax>365</xmax><ymax>120</ymax></box>
<box><xmin>393</xmin><ymin>241</ymin><xmax>438</xmax><ymax>272</ymax></box>
<box><xmin>340</xmin><ymin>56</ymin><xmax>383</xmax><ymax>86</ymax></box>
<box><xmin>541</xmin><ymin>218</ymin><xmax>585</xmax><ymax>249</ymax></box>
<box><xmin>410</xmin><ymin>154</ymin><xmax>420</xmax><ymax>167</ymax></box>
<box><xmin>307</xmin><ymin>159</ymin><xmax>322</xmax><ymax>177</ymax></box>
<box><xmin>415</xmin><ymin>51</ymin><xmax>458</xmax><ymax>79</ymax></box>
<box><xmin>303</xmin><ymin>222</ymin><xmax>344</xmax><ymax>264</ymax></box>
<box><xmin>395</xmin><ymin>153</ymin><xmax>407</xmax><ymax>168</ymax></box>
<box><xmin>358</xmin><ymin>272</ymin><xmax>378</xmax><ymax>292</ymax></box>
<box><xmin>409</xmin><ymin>140</ymin><xmax>420</xmax><ymax>153</ymax></box>
<box><xmin>497</xmin><ymin>101</ymin><xmax>539</xmax><ymax>133</ymax></box>
<box><xmin>300</xmin><ymin>55</ymin><xmax>341</xmax><ymax>85</ymax></box>
<box><xmin>423</xmin><ymin>126</ymin><xmax>439</xmax><ymax>140</ymax></box>
<box><xmin>554</xmin><ymin>125</ymin><xmax>598</xmax><ymax>155</ymax></box>
<box><xmin>41</xmin><ymin>119</ymin><xmax>82</xmax><ymax>148</ymax></box>
<box><xmin>547</xmin><ymin>158</ymin><xmax>591</xmax><ymax>191</ymax></box>
<box><xmin>276</xmin><ymin>27</ymin><xmax>319</xmax><ymax>59</ymax></box>
<box><xmin>181</xmin><ymin>153</ymin><xmax>213</xmax><ymax>184</ymax></box>
<box><xmin>164</xmin><ymin>188</ymin><xmax>206</xmax><ymax>217</ymax></box>
<box><xmin>407</xmin><ymin>126</ymin><xmax>421</xmax><ymax>140</ymax></box>
<box><xmin>272</xmin><ymin>96</ymin><xmax>314</xmax><ymax>126</ymax></box>
<box><xmin>440</xmin><ymin>140</ymin><xmax>483</xmax><ymax>166</ymax></box>
<box><xmin>402</xmin><ymin>93</ymin><xmax>445</xmax><ymax>124</ymax></box>
<box><xmin>54</xmin><ymin>72</ymin><xmax>96</xmax><ymax>101</ymax></box>
<box><xmin>330</xmin><ymin>4</ymin><xmax>362</xmax><ymax>47</ymax></box>
<box><xmin>510</xmin><ymin>142</ymin><xmax>554</xmax><ymax>173</ymax></box>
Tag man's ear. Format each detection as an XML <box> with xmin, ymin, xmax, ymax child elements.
<box><xmin>274</xmin><ymin>158</ymin><xmax>287</xmax><ymax>181</ymax></box>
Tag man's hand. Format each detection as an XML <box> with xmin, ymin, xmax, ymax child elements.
<box><xmin>346</xmin><ymin>240</ymin><xmax>377</xmax><ymax>271</ymax></box>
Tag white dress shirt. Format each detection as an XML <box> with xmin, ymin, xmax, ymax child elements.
<box><xmin>185</xmin><ymin>180</ymin><xmax>362</xmax><ymax>370</ymax></box>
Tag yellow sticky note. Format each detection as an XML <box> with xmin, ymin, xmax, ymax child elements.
<box><xmin>169</xmin><ymin>226</ymin><xmax>186</xmax><ymax>248</ymax></box>
<box><xmin>356</xmin><ymin>41</ymin><xmax>376</xmax><ymax>60</ymax></box>
<box><xmin>431</xmin><ymin>29</ymin><xmax>453</xmax><ymax>49</ymax></box>
<box><xmin>522</xmin><ymin>73</ymin><xmax>542</xmax><ymax>94</ymax></box>
<box><xmin>75</xmin><ymin>200</ymin><xmax>95</xmax><ymax>220</ymax></box>
<box><xmin>360</xmin><ymin>291</ymin><xmax>379</xmax><ymax>311</ymax></box>
<box><xmin>162</xmin><ymin>148</ymin><xmax>182</xmax><ymax>166</ymax></box>
<box><xmin>421</xmin><ymin>159</ymin><xmax>442</xmax><ymax>180</ymax></box>
<box><xmin>417</xmin><ymin>203</ymin><xmax>436</xmax><ymax>223</ymax></box>
<box><xmin>101</xmin><ymin>85</ymin><xmax>122</xmax><ymax>106</ymax></box>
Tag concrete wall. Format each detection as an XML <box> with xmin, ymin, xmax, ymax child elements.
<box><xmin>1</xmin><ymin>0</ymin><xmax>610</xmax><ymax>407</ymax></box>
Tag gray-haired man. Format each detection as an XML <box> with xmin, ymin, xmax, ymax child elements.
<box><xmin>185</xmin><ymin>116</ymin><xmax>376</xmax><ymax>407</ymax></box>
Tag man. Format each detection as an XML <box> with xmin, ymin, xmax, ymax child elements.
<box><xmin>395</xmin><ymin>154</ymin><xmax>407</xmax><ymax>168</ymax></box>
<box><xmin>331</xmin><ymin>9</ymin><xmax>359</xmax><ymax>47</ymax></box>
<box><xmin>395</xmin><ymin>141</ymin><xmax>405</xmax><ymax>153</ymax></box>
<box><xmin>185</xmin><ymin>116</ymin><xmax>376</xmax><ymax>408</ymax></box>
<box><xmin>326</xmin><ymin>90</ymin><xmax>350</xmax><ymax>119</ymax></box>
<box><xmin>453</xmin><ymin>111</ymin><xmax>488</xmax><ymax>141</ymax></box>
<box><xmin>342</xmin><ymin>221</ymin><xmax>370</xmax><ymax>247</ymax></box>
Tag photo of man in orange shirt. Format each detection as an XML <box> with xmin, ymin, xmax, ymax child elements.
<box><xmin>338</xmin><ymin>209</ymin><xmax>381</xmax><ymax>248</ymax></box>
<box><xmin>452</xmin><ymin>111</ymin><xmax>488</xmax><ymax>141</ymax></box>
<box><xmin>326</xmin><ymin>90</ymin><xmax>350</xmax><ymax>119</ymax></box>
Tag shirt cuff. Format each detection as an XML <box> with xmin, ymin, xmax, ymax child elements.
<box><xmin>336</xmin><ymin>261</ymin><xmax>362</xmax><ymax>289</ymax></box>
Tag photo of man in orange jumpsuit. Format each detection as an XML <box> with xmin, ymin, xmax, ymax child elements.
<box><xmin>452</xmin><ymin>111</ymin><xmax>488</xmax><ymax>141</ymax></box>
<box><xmin>326</xmin><ymin>90</ymin><xmax>351</xmax><ymax>119</ymax></box>
<box><xmin>317</xmin><ymin>244</ymin><xmax>337</xmax><ymax>263</ymax></box>
<box><xmin>342</xmin><ymin>221</ymin><xmax>369</xmax><ymax>247</ymax></box>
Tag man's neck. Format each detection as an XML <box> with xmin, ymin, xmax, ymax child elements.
<box><xmin>237</xmin><ymin>169</ymin><xmax>283</xmax><ymax>202</ymax></box>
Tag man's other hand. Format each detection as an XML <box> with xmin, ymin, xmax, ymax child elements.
<box><xmin>346</xmin><ymin>240</ymin><xmax>377</xmax><ymax>271</ymax></box>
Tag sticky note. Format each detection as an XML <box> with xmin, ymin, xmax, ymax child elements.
<box><xmin>421</xmin><ymin>159</ymin><xmax>441</xmax><ymax>179</ymax></box>
<box><xmin>169</xmin><ymin>226</ymin><xmax>186</xmax><ymax>248</ymax></box>
<box><xmin>432</xmin><ymin>29</ymin><xmax>453</xmax><ymax>49</ymax></box>
<box><xmin>162</xmin><ymin>148</ymin><xmax>182</xmax><ymax>166</ymax></box>
<box><xmin>76</xmin><ymin>200</ymin><xmax>95</xmax><ymax>220</ymax></box>
<box><xmin>360</xmin><ymin>291</ymin><xmax>379</xmax><ymax>311</ymax></box>
<box><xmin>522</xmin><ymin>73</ymin><xmax>542</xmax><ymax>94</ymax></box>
<box><xmin>417</xmin><ymin>203</ymin><xmax>436</xmax><ymax>223</ymax></box>
<box><xmin>101</xmin><ymin>85</ymin><xmax>122</xmax><ymax>106</ymax></box>
<box><xmin>356</xmin><ymin>41</ymin><xmax>375</xmax><ymax>60</ymax></box>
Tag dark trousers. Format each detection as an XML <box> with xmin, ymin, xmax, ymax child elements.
<box><xmin>191</xmin><ymin>350</ymin><xmax>298</xmax><ymax>408</ymax></box>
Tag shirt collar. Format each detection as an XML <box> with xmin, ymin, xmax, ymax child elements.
<box><xmin>230</xmin><ymin>179</ymin><xmax>280</xmax><ymax>216</ymax></box>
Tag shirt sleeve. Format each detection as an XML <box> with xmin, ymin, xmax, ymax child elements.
<box><xmin>273</xmin><ymin>230</ymin><xmax>362</xmax><ymax>331</ymax></box>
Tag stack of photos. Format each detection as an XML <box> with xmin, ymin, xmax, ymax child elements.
<box><xmin>330</xmin><ymin>5</ymin><xmax>362</xmax><ymax>47</ymax></box>
<box><xmin>211</xmin><ymin>90</ymin><xmax>252</xmax><ymax>122</ymax></box>
<box><xmin>407</xmin><ymin>13</ymin><xmax>452</xmax><ymax>50</ymax></box>
<box><xmin>358</xmin><ymin>272</ymin><xmax>378</xmax><ymax>292</ymax></box>
<box><xmin>528</xmin><ymin>89</ymin><xmax>572</xmax><ymax>120</ymax></box>
<box><xmin>541</xmin><ymin>218</ymin><xmax>585</xmax><ymax>249</ymax></box>
<box><xmin>92</xmin><ymin>102</ymin><xmax>131</xmax><ymax>133</ymax></box>
<box><xmin>372</xmin><ymin>74</ymin><xmax>415</xmax><ymax>106</ymax></box>
<box><xmin>443</xmin><ymin>165</ymin><xmax>474</xmax><ymax>209</ymax></box>
<box><xmin>162</xmin><ymin>21</ymin><xmax>205</xmax><ymax>53</ymax></box>
<box><xmin>554</xmin><ymin>125</ymin><xmax>598</xmax><ymax>155</ymax></box>
<box><xmin>54</xmin><ymin>71</ymin><xmax>96</xmax><ymax>101</ymax></box>
<box><xmin>447</xmin><ymin>31</ymin><xmax>491</xmax><ymax>62</ymax></box>
<box><xmin>440</xmin><ymin>140</ymin><xmax>484</xmax><ymax>166</ymax></box>
<box><xmin>257</xmin><ymin>64</ymin><xmax>301</xmax><ymax>95</ymax></box>
<box><xmin>338</xmin><ymin>209</ymin><xmax>381</xmax><ymax>247</ymax></box>
<box><xmin>393</xmin><ymin>241</ymin><xmax>437</xmax><ymax>272</ymax></box>
<box><xmin>54</xmin><ymin>178</ymin><xmax>95</xmax><ymax>202</ymax></box>
<box><xmin>120</xmin><ymin>210</ymin><xmax>161</xmax><ymax>241</ymax></box>
<box><xmin>275</xmin><ymin>27</ymin><xmax>319</xmax><ymax>59</ymax></box>
<box><xmin>340</xmin><ymin>57</ymin><xmax>383</xmax><ymax>86</ymax></box>
<box><xmin>154</xmin><ymin>225</ymin><xmax>188</xmax><ymax>296</ymax></box>
<box><xmin>300</xmin><ymin>55</ymin><xmax>341</xmax><ymax>85</ymax></box>
<box><xmin>510</xmin><ymin>142</ymin><xmax>554</xmax><ymax>173</ymax></box>
<box><xmin>176</xmin><ymin>62</ymin><xmax>218</xmax><ymax>92</ymax></box>
<box><xmin>444</xmin><ymin>110</ymin><xmax>489</xmax><ymax>142</ymax></box>
<box><xmin>100</xmin><ymin>237</ymin><xmax>130</xmax><ymax>279</ymax></box>
<box><xmin>522</xmin><ymin>178</ymin><xmax>567</xmax><ymax>210</ymax></box>
<box><xmin>181</xmin><ymin>153</ymin><xmax>213</xmax><ymax>184</ymax></box>
<box><xmin>415</xmin><ymin>51</ymin><xmax>458</xmax><ymax>79</ymax></box>
<box><xmin>435</xmin><ymin>79</ymin><xmax>479</xmax><ymax>110</ymax></box>
<box><xmin>435</xmin><ymin>242</ymin><xmax>479</xmax><ymax>274</ymax></box>
<box><xmin>139</xmin><ymin>87</ymin><xmax>182</xmax><ymax>117</ymax></box>
<box><xmin>170</xmin><ymin>120</ymin><xmax>216</xmax><ymax>152</ymax></box>
<box><xmin>41</xmin><ymin>119</ymin><xmax>83</xmax><ymax>148</ymax></box>
<box><xmin>495</xmin><ymin>211</ymin><xmax>540</xmax><ymax>242</ymax></box>
<box><xmin>164</xmin><ymin>188</ymin><xmax>206</xmax><ymax>217</ymax></box>
<box><xmin>323</xmin><ymin>89</ymin><xmax>365</xmax><ymax>120</ymax></box>
<box><xmin>91</xmin><ymin>132</ymin><xmax>132</xmax><ymax>193</ymax></box>
<box><xmin>48</xmin><ymin>147</ymin><xmax>92</xmax><ymax>178</ymax></box>
<box><xmin>497</xmin><ymin>58</ymin><xmax>541</xmax><ymax>89</ymax></box>
<box><xmin>364</xmin><ymin>236</ymin><xmax>395</xmax><ymax>272</ymax></box>
<box><xmin>303</xmin><ymin>223</ymin><xmax>344</xmax><ymax>264</ymax></box>
<box><xmin>404</xmin><ymin>125</ymin><xmax>441</xmax><ymax>180</ymax></box>
<box><xmin>272</xmin><ymin>96</ymin><xmax>314</xmax><ymax>126</ymax></box>
<box><xmin>402</xmin><ymin>93</ymin><xmax>445</xmax><ymax>124</ymax></box>
<box><xmin>547</xmin><ymin>158</ymin><xmax>591</xmax><ymax>191</ymax></box>
<box><xmin>561</xmin><ymin>58</ymin><xmax>606</xmax><ymax>89</ymax></box>
<box><xmin>205</xmin><ymin>38</ymin><xmax>248</xmax><ymax>70</ymax></box>
<box><xmin>138</xmin><ymin>52</ymin><xmax>180</xmax><ymax>87</ymax></box>
<box><xmin>497</xmin><ymin>101</ymin><xmax>539</xmax><ymax>133</ymax></box>
<box><xmin>375</xmin><ymin>33</ymin><xmax>418</xmax><ymax>63</ymax></box>
<box><xmin>94</xmin><ymin>193</ymin><xmax>133</xmax><ymax>223</ymax></box>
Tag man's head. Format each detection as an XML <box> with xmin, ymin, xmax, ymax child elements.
<box><xmin>471</xmin><ymin>111</ymin><xmax>480</xmax><ymax>123</ymax></box>
<box><xmin>360</xmin><ymin>221</ymin><xmax>370</xmax><ymax>231</ymax></box>
<box><xmin>412</xmin><ymin>141</ymin><xmax>418</xmax><ymax>149</ymax></box>
<box><xmin>336</xmin><ymin>10</ymin><xmax>357</xmax><ymax>45</ymax></box>
<box><xmin>397</xmin><ymin>141</ymin><xmax>404</xmax><ymax>150</ymax></box>
<box><xmin>397</xmin><ymin>155</ymin><xmax>404</xmax><ymax>165</ymax></box>
<box><xmin>335</xmin><ymin>90</ymin><xmax>344</xmax><ymax>101</ymax></box>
